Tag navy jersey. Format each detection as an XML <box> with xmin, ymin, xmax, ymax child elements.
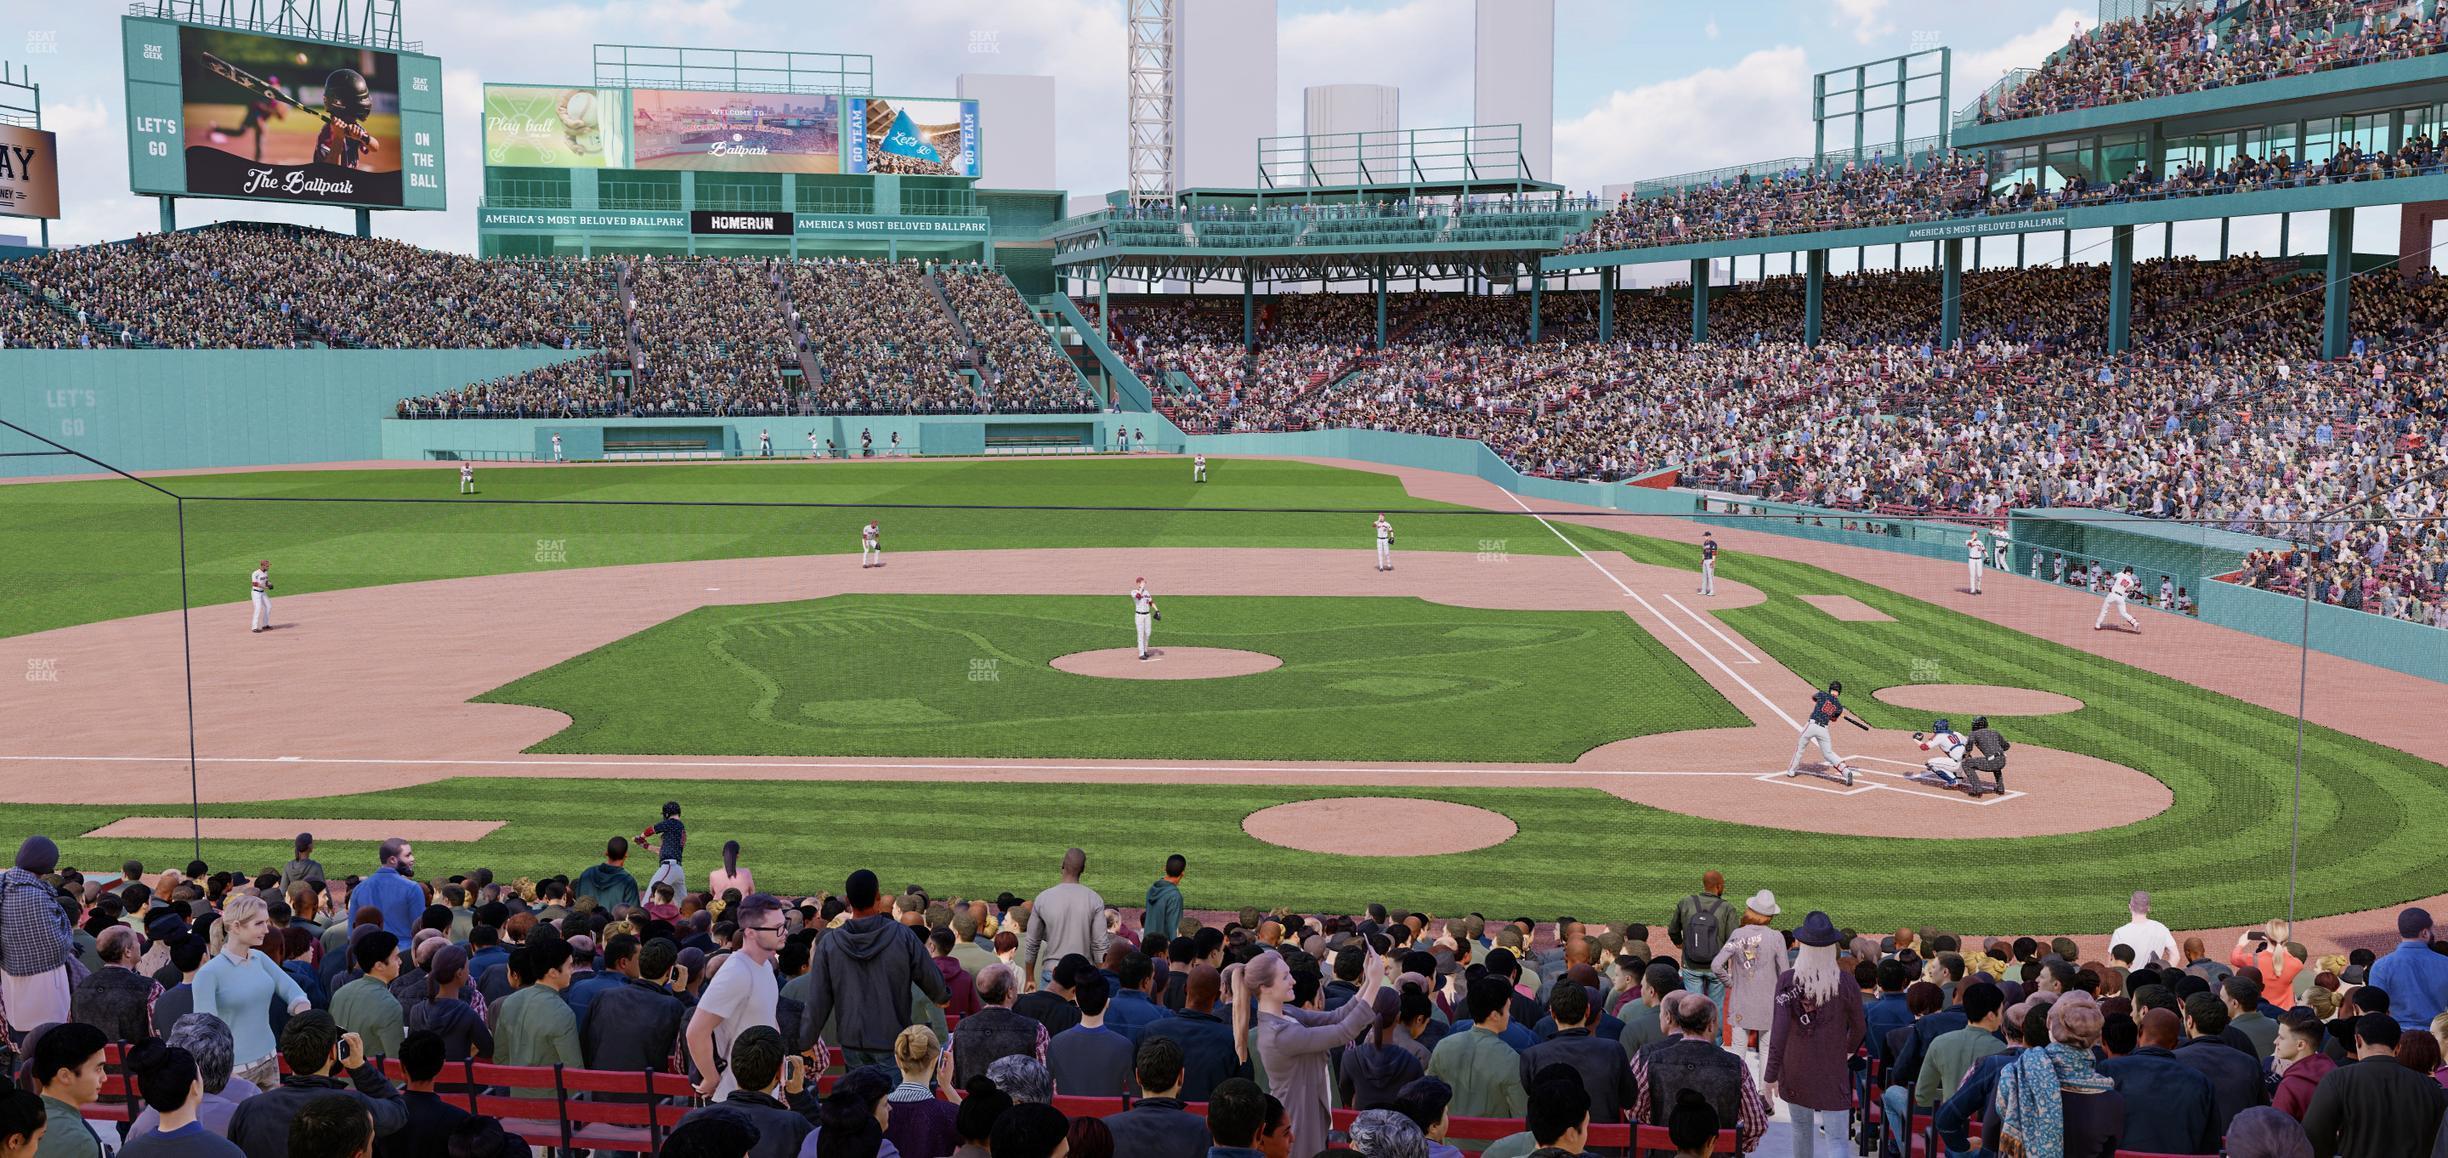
<box><xmin>649</xmin><ymin>817</ymin><xmax>686</xmax><ymax>862</ymax></box>
<box><xmin>1808</xmin><ymin>691</ymin><xmax>1843</xmax><ymax>726</ymax></box>
<box><xmin>1702</xmin><ymin>540</ymin><xmax>1718</xmax><ymax>561</ymax></box>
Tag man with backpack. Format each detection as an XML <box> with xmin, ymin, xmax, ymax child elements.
<box><xmin>1668</xmin><ymin>871</ymin><xmax>1737</xmax><ymax>1016</ymax></box>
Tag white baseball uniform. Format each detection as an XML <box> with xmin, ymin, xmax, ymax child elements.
<box><xmin>459</xmin><ymin>463</ymin><xmax>474</xmax><ymax>494</ymax></box>
<box><xmin>551</xmin><ymin>434</ymin><xmax>564</xmax><ymax>462</ymax></box>
<box><xmin>2098</xmin><ymin>570</ymin><xmax>2140</xmax><ymax>629</ymax></box>
<box><xmin>2158</xmin><ymin>577</ymin><xmax>2175</xmax><ymax>609</ymax></box>
<box><xmin>759</xmin><ymin>430</ymin><xmax>772</xmax><ymax>457</ymax></box>
<box><xmin>1193</xmin><ymin>454</ymin><xmax>1207</xmax><ymax>483</ymax></box>
<box><xmin>808</xmin><ymin>431</ymin><xmax>822</xmax><ymax>457</ymax></box>
<box><xmin>1375</xmin><ymin>517</ymin><xmax>1393</xmax><ymax>571</ymax></box>
<box><xmin>250</xmin><ymin>567</ymin><xmax>272</xmax><ymax>632</ymax></box>
<box><xmin>1132</xmin><ymin>584</ymin><xmax>1156</xmax><ymax>658</ymax></box>
<box><xmin>861</xmin><ymin>522</ymin><xmax>881</xmax><ymax>567</ymax></box>
<box><xmin>1966</xmin><ymin>533</ymin><xmax>1984</xmax><ymax>594</ymax></box>
<box><xmin>1919</xmin><ymin>729</ymin><xmax>1968</xmax><ymax>783</ymax></box>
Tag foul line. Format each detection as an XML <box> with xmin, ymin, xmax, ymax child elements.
<box><xmin>1497</xmin><ymin>491</ymin><xmax>1796</xmax><ymax>729</ymax></box>
<box><xmin>1661</xmin><ymin>593</ymin><xmax>1758</xmax><ymax>664</ymax></box>
<box><xmin>0</xmin><ymin>753</ymin><xmax>1767</xmax><ymax>780</ymax></box>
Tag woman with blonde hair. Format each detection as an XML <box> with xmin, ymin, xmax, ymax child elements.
<box><xmin>1235</xmin><ymin>947</ymin><xmax>1382</xmax><ymax>1158</ymax></box>
<box><xmin>193</xmin><ymin>894</ymin><xmax>308</xmax><ymax>1089</ymax></box>
<box><xmin>1984</xmin><ymin>994</ymin><xmax>2126</xmax><ymax>1158</ymax></box>
<box><xmin>885</xmin><ymin>1024</ymin><xmax>960</xmax><ymax>1157</ymax></box>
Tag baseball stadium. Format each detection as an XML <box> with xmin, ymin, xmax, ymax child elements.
<box><xmin>1</xmin><ymin>1</ymin><xmax>2447</xmax><ymax>1155</ymax></box>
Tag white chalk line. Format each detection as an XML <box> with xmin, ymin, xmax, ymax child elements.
<box><xmin>0</xmin><ymin>753</ymin><xmax>1766</xmax><ymax>780</ymax></box>
<box><xmin>1661</xmin><ymin>593</ymin><xmax>1759</xmax><ymax>664</ymax></box>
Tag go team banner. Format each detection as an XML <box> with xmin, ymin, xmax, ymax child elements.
<box><xmin>0</xmin><ymin>123</ymin><xmax>61</xmax><ymax>220</ymax></box>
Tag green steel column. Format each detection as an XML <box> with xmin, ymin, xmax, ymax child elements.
<box><xmin>2220</xmin><ymin>217</ymin><xmax>2230</xmax><ymax>260</ymax></box>
<box><xmin>2325</xmin><ymin>207</ymin><xmax>2352</xmax><ymax>360</ymax></box>
<box><xmin>1599</xmin><ymin>267</ymin><xmax>1615</xmax><ymax>342</ymax></box>
<box><xmin>2280</xmin><ymin>213</ymin><xmax>2292</xmax><ymax>257</ymax></box>
<box><xmin>1098</xmin><ymin>260</ymin><xmax>1109</xmax><ymax>343</ymax></box>
<box><xmin>1804</xmin><ymin>249</ymin><xmax>1826</xmax><ymax>347</ymax></box>
<box><xmin>1243</xmin><ymin>262</ymin><xmax>1256</xmax><ymax>352</ymax></box>
<box><xmin>2108</xmin><ymin>224</ymin><xmax>2134</xmax><ymax>353</ymax></box>
<box><xmin>2017</xmin><ymin>232</ymin><xmax>2026</xmax><ymax>268</ymax></box>
<box><xmin>1529</xmin><ymin>270</ymin><xmax>1542</xmax><ymax>343</ymax></box>
<box><xmin>2164</xmin><ymin>222</ymin><xmax>2175</xmax><ymax>261</ymax></box>
<box><xmin>1940</xmin><ymin>238</ymin><xmax>1963</xmax><ymax>349</ymax></box>
<box><xmin>159</xmin><ymin>196</ymin><xmax>176</xmax><ymax>233</ymax></box>
<box><xmin>355</xmin><ymin>208</ymin><xmax>372</xmax><ymax>239</ymax></box>
<box><xmin>1375</xmin><ymin>266</ymin><xmax>1387</xmax><ymax>348</ymax></box>
<box><xmin>1689</xmin><ymin>257</ymin><xmax>1710</xmax><ymax>344</ymax></box>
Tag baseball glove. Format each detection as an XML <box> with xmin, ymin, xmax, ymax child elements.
<box><xmin>1151</xmin><ymin>609</ymin><xmax>1162</xmax><ymax>622</ymax></box>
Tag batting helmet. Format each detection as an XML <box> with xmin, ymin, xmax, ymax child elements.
<box><xmin>322</xmin><ymin>69</ymin><xmax>373</xmax><ymax>121</ymax></box>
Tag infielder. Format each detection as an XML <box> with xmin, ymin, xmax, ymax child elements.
<box><xmin>1132</xmin><ymin>577</ymin><xmax>1158</xmax><ymax>660</ymax></box>
<box><xmin>1914</xmin><ymin>718</ymin><xmax>1969</xmax><ymax>789</ymax></box>
<box><xmin>550</xmin><ymin>433</ymin><xmax>564</xmax><ymax>463</ymax></box>
<box><xmin>1787</xmin><ymin>680</ymin><xmax>1859</xmax><ymax>785</ymax></box>
<box><xmin>458</xmin><ymin>462</ymin><xmax>474</xmax><ymax>495</ymax></box>
<box><xmin>860</xmin><ymin>520</ymin><xmax>882</xmax><ymax>568</ymax></box>
<box><xmin>1965</xmin><ymin>530</ymin><xmax>1985</xmax><ymax>595</ymax></box>
<box><xmin>1699</xmin><ymin>534</ymin><xmax>1718</xmax><ymax>595</ymax></box>
<box><xmin>2096</xmin><ymin>564</ymin><xmax>2142</xmax><ymax>632</ymax></box>
<box><xmin>1193</xmin><ymin>453</ymin><xmax>1208</xmax><ymax>483</ymax></box>
<box><xmin>249</xmin><ymin>560</ymin><xmax>274</xmax><ymax>633</ymax></box>
<box><xmin>1374</xmin><ymin>514</ymin><xmax>1394</xmax><ymax>572</ymax></box>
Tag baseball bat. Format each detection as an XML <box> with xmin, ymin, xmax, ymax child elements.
<box><xmin>1844</xmin><ymin>714</ymin><xmax>1870</xmax><ymax>731</ymax></box>
<box><xmin>200</xmin><ymin>53</ymin><xmax>329</xmax><ymax>124</ymax></box>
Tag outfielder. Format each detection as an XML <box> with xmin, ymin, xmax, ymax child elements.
<box><xmin>1375</xmin><ymin>514</ymin><xmax>1394</xmax><ymax>572</ymax></box>
<box><xmin>2096</xmin><ymin>564</ymin><xmax>2142</xmax><ymax>632</ymax></box>
<box><xmin>1699</xmin><ymin>534</ymin><xmax>1718</xmax><ymax>595</ymax></box>
<box><xmin>249</xmin><ymin>560</ymin><xmax>274</xmax><ymax>633</ymax></box>
<box><xmin>861</xmin><ymin>520</ymin><xmax>882</xmax><ymax>568</ymax></box>
<box><xmin>1132</xmin><ymin>577</ymin><xmax>1159</xmax><ymax>660</ymax></box>
<box><xmin>759</xmin><ymin>429</ymin><xmax>773</xmax><ymax>457</ymax></box>
<box><xmin>1787</xmin><ymin>680</ymin><xmax>1859</xmax><ymax>785</ymax></box>
<box><xmin>458</xmin><ymin>462</ymin><xmax>475</xmax><ymax>495</ymax></box>
<box><xmin>550</xmin><ymin>433</ymin><xmax>564</xmax><ymax>463</ymax></box>
<box><xmin>1914</xmin><ymin>719</ymin><xmax>1969</xmax><ymax>789</ymax></box>
<box><xmin>1193</xmin><ymin>453</ymin><xmax>1207</xmax><ymax>483</ymax></box>
<box><xmin>807</xmin><ymin>430</ymin><xmax>822</xmax><ymax>457</ymax></box>
<box><xmin>1965</xmin><ymin>530</ymin><xmax>1985</xmax><ymax>595</ymax></box>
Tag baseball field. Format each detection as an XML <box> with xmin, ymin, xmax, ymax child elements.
<box><xmin>4</xmin><ymin>455</ymin><xmax>2443</xmax><ymax>937</ymax></box>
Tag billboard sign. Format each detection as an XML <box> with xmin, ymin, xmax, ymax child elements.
<box><xmin>691</xmin><ymin>210</ymin><xmax>790</xmax><ymax>235</ymax></box>
<box><xmin>844</xmin><ymin>96</ymin><xmax>979</xmax><ymax>177</ymax></box>
<box><xmin>484</xmin><ymin>84</ymin><xmax>627</xmax><ymax>168</ymax></box>
<box><xmin>631</xmin><ymin>88</ymin><xmax>839</xmax><ymax>173</ymax></box>
<box><xmin>0</xmin><ymin>124</ymin><xmax>61</xmax><ymax>220</ymax></box>
<box><xmin>122</xmin><ymin>16</ymin><xmax>444</xmax><ymax>210</ymax></box>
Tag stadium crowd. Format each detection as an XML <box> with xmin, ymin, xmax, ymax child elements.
<box><xmin>1980</xmin><ymin>0</ymin><xmax>2448</xmax><ymax>124</ymax></box>
<box><xmin>789</xmin><ymin>259</ymin><xmax>978</xmax><ymax>414</ymax></box>
<box><xmin>626</xmin><ymin>257</ymin><xmax>803</xmax><ymax>418</ymax></box>
<box><xmin>7</xmin><ymin>835</ymin><xmax>2448</xmax><ymax>1158</ymax></box>
<box><xmin>939</xmin><ymin>267</ymin><xmax>1096</xmax><ymax>413</ymax></box>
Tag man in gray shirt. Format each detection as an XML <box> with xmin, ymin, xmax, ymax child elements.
<box><xmin>1022</xmin><ymin>848</ymin><xmax>1109</xmax><ymax>990</ymax></box>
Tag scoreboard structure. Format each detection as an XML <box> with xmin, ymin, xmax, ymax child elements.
<box><xmin>122</xmin><ymin>9</ymin><xmax>447</xmax><ymax>232</ymax></box>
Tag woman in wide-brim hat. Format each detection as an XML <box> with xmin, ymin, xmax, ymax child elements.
<box><xmin>1712</xmin><ymin>889</ymin><xmax>1786</xmax><ymax>1055</ymax></box>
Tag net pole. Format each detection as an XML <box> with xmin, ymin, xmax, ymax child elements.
<box><xmin>178</xmin><ymin>496</ymin><xmax>202</xmax><ymax>860</ymax></box>
<box><xmin>2289</xmin><ymin>574</ymin><xmax>2309</xmax><ymax>931</ymax></box>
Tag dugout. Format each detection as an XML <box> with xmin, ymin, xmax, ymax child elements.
<box><xmin>2007</xmin><ymin>509</ymin><xmax>2282</xmax><ymax>597</ymax></box>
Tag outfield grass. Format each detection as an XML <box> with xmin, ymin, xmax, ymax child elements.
<box><xmin>0</xmin><ymin>459</ymin><xmax>1560</xmax><ymax>638</ymax></box>
<box><xmin>479</xmin><ymin>594</ymin><xmax>1743</xmax><ymax>761</ymax></box>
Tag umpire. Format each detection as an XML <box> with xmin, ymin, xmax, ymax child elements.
<box><xmin>1961</xmin><ymin>716</ymin><xmax>2010</xmax><ymax>797</ymax></box>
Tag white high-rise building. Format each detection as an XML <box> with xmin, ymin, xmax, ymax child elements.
<box><xmin>1473</xmin><ymin>0</ymin><xmax>1553</xmax><ymax>181</ymax></box>
<box><xmin>1303</xmin><ymin>84</ymin><xmax>1399</xmax><ymax>185</ymax></box>
<box><xmin>956</xmin><ymin>73</ymin><xmax>1057</xmax><ymax>190</ymax></box>
<box><xmin>1173</xmin><ymin>0</ymin><xmax>1278</xmax><ymax>191</ymax></box>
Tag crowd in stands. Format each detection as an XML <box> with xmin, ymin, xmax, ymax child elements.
<box><xmin>789</xmin><ymin>259</ymin><xmax>978</xmax><ymax>414</ymax></box>
<box><xmin>627</xmin><ymin>257</ymin><xmax>803</xmax><ymax>418</ymax></box>
<box><xmin>11</xmin><ymin>231</ymin><xmax>306</xmax><ymax>349</ymax></box>
<box><xmin>0</xmin><ymin>286</ymin><xmax>114</xmax><ymax>350</ymax></box>
<box><xmin>1981</xmin><ymin>0</ymin><xmax>2448</xmax><ymax>124</ymax></box>
<box><xmin>393</xmin><ymin>354</ymin><xmax>628</xmax><ymax>421</ymax></box>
<box><xmin>10</xmin><ymin>833</ymin><xmax>2448</xmax><ymax>1158</ymax></box>
<box><xmin>939</xmin><ymin>267</ymin><xmax>1095</xmax><ymax>413</ymax></box>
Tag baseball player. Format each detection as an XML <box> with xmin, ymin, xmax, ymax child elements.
<box><xmin>1787</xmin><ymin>679</ymin><xmax>1859</xmax><ymax>785</ymax></box>
<box><xmin>2096</xmin><ymin>564</ymin><xmax>2142</xmax><ymax>632</ymax></box>
<box><xmin>1132</xmin><ymin>577</ymin><xmax>1158</xmax><ymax>660</ymax></box>
<box><xmin>458</xmin><ymin>461</ymin><xmax>475</xmax><ymax>495</ymax></box>
<box><xmin>2030</xmin><ymin>551</ymin><xmax>2044</xmax><ymax>580</ymax></box>
<box><xmin>807</xmin><ymin>430</ymin><xmax>822</xmax><ymax>458</ymax></box>
<box><xmin>2158</xmin><ymin>574</ymin><xmax>2176</xmax><ymax>610</ymax></box>
<box><xmin>1374</xmin><ymin>514</ymin><xmax>1394</xmax><ymax>572</ymax></box>
<box><xmin>1914</xmin><ymin>718</ymin><xmax>1969</xmax><ymax>789</ymax></box>
<box><xmin>1993</xmin><ymin>536</ymin><xmax>2010</xmax><ymax>574</ymax></box>
<box><xmin>1965</xmin><ymin>530</ymin><xmax>1985</xmax><ymax>595</ymax></box>
<box><xmin>1699</xmin><ymin>534</ymin><xmax>1718</xmax><ymax>595</ymax></box>
<box><xmin>1193</xmin><ymin>453</ymin><xmax>1208</xmax><ymax>483</ymax></box>
<box><xmin>550</xmin><ymin>433</ymin><xmax>564</xmax><ymax>463</ymax></box>
<box><xmin>861</xmin><ymin>428</ymin><xmax>874</xmax><ymax>457</ymax></box>
<box><xmin>249</xmin><ymin>560</ymin><xmax>274</xmax><ymax>633</ymax></box>
<box><xmin>860</xmin><ymin>520</ymin><xmax>882</xmax><ymax>568</ymax></box>
<box><xmin>889</xmin><ymin>431</ymin><xmax>903</xmax><ymax>457</ymax></box>
<box><xmin>759</xmin><ymin>429</ymin><xmax>773</xmax><ymax>457</ymax></box>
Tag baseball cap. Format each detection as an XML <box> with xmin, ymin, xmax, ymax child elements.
<box><xmin>2401</xmin><ymin>907</ymin><xmax>2434</xmax><ymax>938</ymax></box>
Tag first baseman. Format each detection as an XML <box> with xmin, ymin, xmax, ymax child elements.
<box><xmin>250</xmin><ymin>560</ymin><xmax>274</xmax><ymax>633</ymax></box>
<box><xmin>861</xmin><ymin>520</ymin><xmax>882</xmax><ymax>568</ymax></box>
<box><xmin>1787</xmin><ymin>679</ymin><xmax>1858</xmax><ymax>785</ymax></box>
<box><xmin>458</xmin><ymin>462</ymin><xmax>475</xmax><ymax>495</ymax></box>
<box><xmin>1965</xmin><ymin>530</ymin><xmax>1985</xmax><ymax>595</ymax></box>
<box><xmin>1132</xmin><ymin>577</ymin><xmax>1158</xmax><ymax>659</ymax></box>
<box><xmin>1375</xmin><ymin>514</ymin><xmax>1393</xmax><ymax>572</ymax></box>
<box><xmin>2096</xmin><ymin>564</ymin><xmax>2142</xmax><ymax>632</ymax></box>
<box><xmin>1699</xmin><ymin>534</ymin><xmax>1718</xmax><ymax>595</ymax></box>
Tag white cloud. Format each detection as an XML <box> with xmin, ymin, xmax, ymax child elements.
<box><xmin>1831</xmin><ymin>0</ymin><xmax>1894</xmax><ymax>45</ymax></box>
<box><xmin>1552</xmin><ymin>46</ymin><xmax>1812</xmax><ymax>195</ymax></box>
<box><xmin>1277</xmin><ymin>0</ymin><xmax>1472</xmax><ymax>135</ymax></box>
<box><xmin>1953</xmin><ymin>7</ymin><xmax>2088</xmax><ymax>97</ymax></box>
<box><xmin>1704</xmin><ymin>19</ymin><xmax>1720</xmax><ymax>40</ymax></box>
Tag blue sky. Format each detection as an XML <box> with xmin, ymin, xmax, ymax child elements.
<box><xmin>0</xmin><ymin>0</ymin><xmax>2386</xmax><ymax>262</ymax></box>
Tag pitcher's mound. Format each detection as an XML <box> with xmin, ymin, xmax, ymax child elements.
<box><xmin>1244</xmin><ymin>798</ymin><xmax>1516</xmax><ymax>855</ymax></box>
<box><xmin>1050</xmin><ymin>647</ymin><xmax>1283</xmax><ymax>680</ymax></box>
<box><xmin>1874</xmin><ymin>684</ymin><xmax>2085</xmax><ymax>716</ymax></box>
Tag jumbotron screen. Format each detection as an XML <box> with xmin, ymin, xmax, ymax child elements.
<box><xmin>845</xmin><ymin>96</ymin><xmax>980</xmax><ymax>177</ymax></box>
<box><xmin>122</xmin><ymin>15</ymin><xmax>447</xmax><ymax>210</ymax></box>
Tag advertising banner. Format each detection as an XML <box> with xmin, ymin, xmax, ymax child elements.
<box><xmin>0</xmin><ymin>124</ymin><xmax>61</xmax><ymax>219</ymax></box>
<box><xmin>631</xmin><ymin>88</ymin><xmax>839</xmax><ymax>173</ymax></box>
<box><xmin>484</xmin><ymin>84</ymin><xmax>627</xmax><ymax>168</ymax></box>
<box><xmin>177</xmin><ymin>26</ymin><xmax>407</xmax><ymax>205</ymax></box>
<box><xmin>845</xmin><ymin>96</ymin><xmax>980</xmax><ymax>178</ymax></box>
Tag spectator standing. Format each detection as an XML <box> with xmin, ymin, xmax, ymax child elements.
<box><xmin>2234</xmin><ymin>924</ymin><xmax>2306</xmax><ymax>1010</ymax></box>
<box><xmin>690</xmin><ymin>893</ymin><xmax>784</xmax><ymax>1098</ymax></box>
<box><xmin>1021</xmin><ymin>849</ymin><xmax>1109</xmax><ymax>989</ymax></box>
<box><xmin>1669</xmin><ymin>872</ymin><xmax>1737</xmax><ymax>1009</ymax></box>
<box><xmin>1428</xmin><ymin>976</ymin><xmax>1529</xmax><ymax>1120</ymax></box>
<box><xmin>705</xmin><ymin>841</ymin><xmax>754</xmax><ymax>900</ymax></box>
<box><xmin>282</xmin><ymin>836</ymin><xmax>326</xmax><ymax>895</ymax></box>
<box><xmin>2</xmin><ymin>836</ymin><xmax>76</xmax><ymax>1042</ymax></box>
<box><xmin>2366</xmin><ymin>908</ymin><xmax>2448</xmax><ymax>1032</ymax></box>
<box><xmin>572</xmin><ymin>838</ymin><xmax>641</xmax><ymax>914</ymax></box>
<box><xmin>2302</xmin><ymin>1014</ymin><xmax>2448</xmax><ymax>1158</ymax></box>
<box><xmin>1145</xmin><ymin>856</ymin><xmax>1186</xmax><ymax>947</ymax></box>
<box><xmin>352</xmin><ymin>841</ymin><xmax>423</xmax><ymax>940</ymax></box>
<box><xmin>801</xmin><ymin>870</ymin><xmax>951</xmax><ymax>1067</ymax></box>
<box><xmin>1763</xmin><ymin>913</ymin><xmax>1865</xmax><ymax>1158</ymax></box>
<box><xmin>1242</xmin><ymin>948</ymin><xmax>1383</xmax><ymax>1158</ymax></box>
<box><xmin>2110</xmin><ymin>892</ymin><xmax>2182</xmax><ymax>970</ymax></box>
<box><xmin>196</xmin><ymin>894</ymin><xmax>311</xmax><ymax>1089</ymax></box>
<box><xmin>1711</xmin><ymin>892</ymin><xmax>1784</xmax><ymax>1057</ymax></box>
<box><xmin>579</xmin><ymin>937</ymin><xmax>683</xmax><ymax>1078</ymax></box>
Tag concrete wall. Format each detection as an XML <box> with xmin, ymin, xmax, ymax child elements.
<box><xmin>2199</xmin><ymin>578</ymin><xmax>2448</xmax><ymax>685</ymax></box>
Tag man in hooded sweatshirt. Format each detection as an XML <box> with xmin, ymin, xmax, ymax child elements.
<box><xmin>573</xmin><ymin>837</ymin><xmax>642</xmax><ymax>914</ymax></box>
<box><xmin>799</xmin><ymin>868</ymin><xmax>951</xmax><ymax>1067</ymax></box>
<box><xmin>1146</xmin><ymin>855</ymin><xmax>1186</xmax><ymax>945</ymax></box>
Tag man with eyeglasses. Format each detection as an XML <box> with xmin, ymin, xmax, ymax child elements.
<box><xmin>799</xmin><ymin>869</ymin><xmax>953</xmax><ymax>1068</ymax></box>
<box><xmin>688</xmin><ymin>892</ymin><xmax>786</xmax><ymax>1098</ymax></box>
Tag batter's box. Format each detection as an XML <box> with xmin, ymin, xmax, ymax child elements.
<box><xmin>1755</xmin><ymin>770</ymin><xmax>1876</xmax><ymax>795</ymax></box>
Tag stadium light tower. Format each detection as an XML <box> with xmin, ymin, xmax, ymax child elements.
<box><xmin>1127</xmin><ymin>0</ymin><xmax>1174</xmax><ymax>205</ymax></box>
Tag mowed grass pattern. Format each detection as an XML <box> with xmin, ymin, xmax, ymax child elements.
<box><xmin>0</xmin><ymin>458</ymin><xmax>1561</xmax><ymax>639</ymax></box>
<box><xmin>479</xmin><ymin>594</ymin><xmax>1744</xmax><ymax>762</ymax></box>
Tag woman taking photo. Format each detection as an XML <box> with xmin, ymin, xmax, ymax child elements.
<box><xmin>193</xmin><ymin>894</ymin><xmax>309</xmax><ymax>1089</ymax></box>
<box><xmin>1234</xmin><ymin>947</ymin><xmax>1382</xmax><ymax>1158</ymax></box>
